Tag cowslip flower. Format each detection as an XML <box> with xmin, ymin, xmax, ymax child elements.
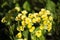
<box><xmin>32</xmin><ymin>18</ymin><xmax>36</xmax><ymax>23</ymax></box>
<box><xmin>15</xmin><ymin>6</ymin><xmax>20</xmax><ymax>12</ymax></box>
<box><xmin>47</xmin><ymin>22</ymin><xmax>52</xmax><ymax>32</ymax></box>
<box><xmin>39</xmin><ymin>24</ymin><xmax>44</xmax><ymax>30</ymax></box>
<box><xmin>35</xmin><ymin>30</ymin><xmax>42</xmax><ymax>37</ymax></box>
<box><xmin>49</xmin><ymin>16</ymin><xmax>53</xmax><ymax>21</ymax></box>
<box><xmin>21</xmin><ymin>15</ymin><xmax>26</xmax><ymax>20</ymax></box>
<box><xmin>21</xmin><ymin>10</ymin><xmax>28</xmax><ymax>15</ymax></box>
<box><xmin>33</xmin><ymin>13</ymin><xmax>38</xmax><ymax>18</ymax></box>
<box><xmin>1</xmin><ymin>17</ymin><xmax>7</xmax><ymax>23</ymax></box>
<box><xmin>29</xmin><ymin>26</ymin><xmax>35</xmax><ymax>32</ymax></box>
<box><xmin>21</xmin><ymin>21</ymin><xmax>26</xmax><ymax>26</ymax></box>
<box><xmin>25</xmin><ymin>18</ymin><xmax>31</xmax><ymax>24</ymax></box>
<box><xmin>35</xmin><ymin>17</ymin><xmax>41</xmax><ymax>22</ymax></box>
<box><xmin>15</xmin><ymin>13</ymin><xmax>22</xmax><ymax>21</ymax></box>
<box><xmin>27</xmin><ymin>23</ymin><xmax>32</xmax><ymax>29</ymax></box>
<box><xmin>17</xmin><ymin>26</ymin><xmax>24</xmax><ymax>31</ymax></box>
<box><xmin>28</xmin><ymin>13</ymin><xmax>34</xmax><ymax>19</ymax></box>
<box><xmin>16</xmin><ymin>32</ymin><xmax>22</xmax><ymax>38</ymax></box>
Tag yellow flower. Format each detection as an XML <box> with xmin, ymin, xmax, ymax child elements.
<box><xmin>16</xmin><ymin>32</ymin><xmax>22</xmax><ymax>38</ymax></box>
<box><xmin>41</xmin><ymin>15</ymin><xmax>47</xmax><ymax>19</ymax></box>
<box><xmin>39</xmin><ymin>25</ymin><xmax>44</xmax><ymax>30</ymax></box>
<box><xmin>32</xmin><ymin>18</ymin><xmax>36</xmax><ymax>23</ymax></box>
<box><xmin>15</xmin><ymin>17</ymin><xmax>20</xmax><ymax>21</ymax></box>
<box><xmin>29</xmin><ymin>26</ymin><xmax>35</xmax><ymax>32</ymax></box>
<box><xmin>1</xmin><ymin>17</ymin><xmax>7</xmax><ymax>23</ymax></box>
<box><xmin>25</xmin><ymin>18</ymin><xmax>31</xmax><ymax>24</ymax></box>
<box><xmin>17</xmin><ymin>26</ymin><xmax>24</xmax><ymax>31</ymax></box>
<box><xmin>33</xmin><ymin>13</ymin><xmax>38</xmax><ymax>18</ymax></box>
<box><xmin>35</xmin><ymin>17</ymin><xmax>41</xmax><ymax>22</ymax></box>
<box><xmin>21</xmin><ymin>10</ymin><xmax>28</xmax><ymax>15</ymax></box>
<box><xmin>46</xmin><ymin>10</ymin><xmax>50</xmax><ymax>15</ymax></box>
<box><xmin>27</xmin><ymin>23</ymin><xmax>32</xmax><ymax>29</ymax></box>
<box><xmin>15</xmin><ymin>6</ymin><xmax>20</xmax><ymax>12</ymax></box>
<box><xmin>49</xmin><ymin>16</ymin><xmax>53</xmax><ymax>21</ymax></box>
<box><xmin>28</xmin><ymin>13</ymin><xmax>34</xmax><ymax>19</ymax></box>
<box><xmin>41</xmin><ymin>8</ymin><xmax>46</xmax><ymax>12</ymax></box>
<box><xmin>43</xmin><ymin>21</ymin><xmax>48</xmax><ymax>25</ymax></box>
<box><xmin>47</xmin><ymin>23</ymin><xmax>52</xmax><ymax>32</ymax></box>
<box><xmin>17</xmin><ymin>13</ymin><xmax>22</xmax><ymax>17</ymax></box>
<box><xmin>15</xmin><ymin>13</ymin><xmax>22</xmax><ymax>21</ymax></box>
<box><xmin>35</xmin><ymin>30</ymin><xmax>42</xmax><ymax>37</ymax></box>
<box><xmin>21</xmin><ymin>21</ymin><xmax>26</xmax><ymax>26</ymax></box>
<box><xmin>42</xmin><ymin>17</ymin><xmax>48</xmax><ymax>21</ymax></box>
<box><xmin>39</xmin><ymin>9</ymin><xmax>50</xmax><ymax>16</ymax></box>
<box><xmin>43</xmin><ymin>20</ymin><xmax>50</xmax><ymax>25</ymax></box>
<box><xmin>39</xmin><ymin>11</ymin><xmax>43</xmax><ymax>16</ymax></box>
<box><xmin>21</xmin><ymin>15</ymin><xmax>26</xmax><ymax>20</ymax></box>
<box><xmin>39</xmin><ymin>9</ymin><xmax>46</xmax><ymax>15</ymax></box>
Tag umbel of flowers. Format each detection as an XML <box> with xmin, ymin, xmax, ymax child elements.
<box><xmin>1</xmin><ymin>9</ymin><xmax>53</xmax><ymax>40</ymax></box>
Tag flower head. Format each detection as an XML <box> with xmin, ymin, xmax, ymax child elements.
<box><xmin>35</xmin><ymin>30</ymin><xmax>42</xmax><ymax>37</ymax></box>
<box><xmin>16</xmin><ymin>32</ymin><xmax>22</xmax><ymax>38</ymax></box>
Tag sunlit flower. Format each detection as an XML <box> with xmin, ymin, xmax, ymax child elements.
<box><xmin>21</xmin><ymin>15</ymin><xmax>26</xmax><ymax>20</ymax></box>
<box><xmin>41</xmin><ymin>8</ymin><xmax>46</xmax><ymax>12</ymax></box>
<box><xmin>46</xmin><ymin>10</ymin><xmax>50</xmax><ymax>15</ymax></box>
<box><xmin>28</xmin><ymin>13</ymin><xmax>34</xmax><ymax>19</ymax></box>
<box><xmin>49</xmin><ymin>16</ymin><xmax>53</xmax><ymax>21</ymax></box>
<box><xmin>21</xmin><ymin>10</ymin><xmax>28</xmax><ymax>15</ymax></box>
<box><xmin>15</xmin><ymin>16</ymin><xmax>20</xmax><ymax>21</ymax></box>
<box><xmin>1</xmin><ymin>17</ymin><xmax>7</xmax><ymax>23</ymax></box>
<box><xmin>33</xmin><ymin>13</ymin><xmax>38</xmax><ymax>18</ymax></box>
<box><xmin>17</xmin><ymin>13</ymin><xmax>22</xmax><ymax>17</ymax></box>
<box><xmin>32</xmin><ymin>18</ymin><xmax>36</xmax><ymax>23</ymax></box>
<box><xmin>41</xmin><ymin>15</ymin><xmax>47</xmax><ymax>19</ymax></box>
<box><xmin>42</xmin><ymin>17</ymin><xmax>48</xmax><ymax>21</ymax></box>
<box><xmin>35</xmin><ymin>17</ymin><xmax>41</xmax><ymax>22</ymax></box>
<box><xmin>15</xmin><ymin>6</ymin><xmax>20</xmax><ymax>12</ymax></box>
<box><xmin>39</xmin><ymin>24</ymin><xmax>44</xmax><ymax>30</ymax></box>
<box><xmin>17</xmin><ymin>26</ymin><xmax>24</xmax><ymax>31</ymax></box>
<box><xmin>35</xmin><ymin>30</ymin><xmax>42</xmax><ymax>37</ymax></box>
<box><xmin>15</xmin><ymin>13</ymin><xmax>22</xmax><ymax>21</ymax></box>
<box><xmin>43</xmin><ymin>21</ymin><xmax>50</xmax><ymax>25</ymax></box>
<box><xmin>25</xmin><ymin>18</ymin><xmax>31</xmax><ymax>24</ymax></box>
<box><xmin>47</xmin><ymin>22</ymin><xmax>52</xmax><ymax>32</ymax></box>
<box><xmin>21</xmin><ymin>21</ymin><xmax>26</xmax><ymax>26</ymax></box>
<box><xmin>29</xmin><ymin>26</ymin><xmax>35</xmax><ymax>32</ymax></box>
<box><xmin>16</xmin><ymin>32</ymin><xmax>22</xmax><ymax>38</ymax></box>
<box><xmin>27</xmin><ymin>23</ymin><xmax>32</xmax><ymax>29</ymax></box>
<box><xmin>43</xmin><ymin>21</ymin><xmax>48</xmax><ymax>25</ymax></box>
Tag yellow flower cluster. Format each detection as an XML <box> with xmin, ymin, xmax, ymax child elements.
<box><xmin>15</xmin><ymin>9</ymin><xmax>53</xmax><ymax>38</ymax></box>
<box><xmin>1</xmin><ymin>9</ymin><xmax>53</xmax><ymax>39</ymax></box>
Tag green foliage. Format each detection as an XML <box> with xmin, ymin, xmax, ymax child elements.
<box><xmin>46</xmin><ymin>0</ymin><xmax>56</xmax><ymax>13</ymax></box>
<box><xmin>23</xmin><ymin>1</ymin><xmax>31</xmax><ymax>11</ymax></box>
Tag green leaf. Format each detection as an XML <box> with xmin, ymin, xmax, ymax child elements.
<box><xmin>31</xmin><ymin>33</ymin><xmax>36</xmax><ymax>40</ymax></box>
<box><xmin>9</xmin><ymin>24</ymin><xmax>15</xmax><ymax>35</ymax></box>
<box><xmin>23</xmin><ymin>1</ymin><xmax>31</xmax><ymax>11</ymax></box>
<box><xmin>46</xmin><ymin>0</ymin><xmax>55</xmax><ymax>13</ymax></box>
<box><xmin>40</xmin><ymin>36</ymin><xmax>45</xmax><ymax>40</ymax></box>
<box><xmin>1</xmin><ymin>2</ymin><xmax>8</xmax><ymax>8</ymax></box>
<box><xmin>23</xmin><ymin>30</ymin><xmax>28</xmax><ymax>39</ymax></box>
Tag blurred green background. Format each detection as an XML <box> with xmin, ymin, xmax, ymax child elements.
<box><xmin>0</xmin><ymin>0</ymin><xmax>60</xmax><ymax>40</ymax></box>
